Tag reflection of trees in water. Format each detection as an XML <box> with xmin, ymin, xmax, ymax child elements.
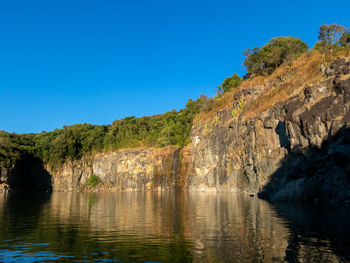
<box><xmin>0</xmin><ymin>192</ymin><xmax>349</xmax><ymax>262</ymax></box>
<box><xmin>0</xmin><ymin>192</ymin><xmax>51</xmax><ymax>238</ymax></box>
<box><xmin>0</xmin><ymin>192</ymin><xmax>194</xmax><ymax>262</ymax></box>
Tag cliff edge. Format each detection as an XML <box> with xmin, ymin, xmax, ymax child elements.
<box><xmin>188</xmin><ymin>54</ymin><xmax>350</xmax><ymax>203</ymax></box>
<box><xmin>1</xmin><ymin>53</ymin><xmax>350</xmax><ymax>204</ymax></box>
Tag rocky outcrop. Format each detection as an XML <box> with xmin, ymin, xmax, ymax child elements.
<box><xmin>187</xmin><ymin>57</ymin><xmax>350</xmax><ymax>203</ymax></box>
<box><xmin>0</xmin><ymin>167</ymin><xmax>10</xmax><ymax>193</ymax></box>
<box><xmin>48</xmin><ymin>146</ymin><xmax>186</xmax><ymax>192</ymax></box>
<box><xmin>187</xmin><ymin>89</ymin><xmax>287</xmax><ymax>193</ymax></box>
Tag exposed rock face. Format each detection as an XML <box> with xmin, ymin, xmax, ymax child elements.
<box><xmin>0</xmin><ymin>167</ymin><xmax>10</xmax><ymax>193</ymax></box>
<box><xmin>323</xmin><ymin>57</ymin><xmax>350</xmax><ymax>77</ymax></box>
<box><xmin>49</xmin><ymin>146</ymin><xmax>184</xmax><ymax>192</ymax></box>
<box><xmin>188</xmin><ymin>57</ymin><xmax>350</xmax><ymax>203</ymax></box>
<box><xmin>188</xmin><ymin>90</ymin><xmax>288</xmax><ymax>193</ymax></box>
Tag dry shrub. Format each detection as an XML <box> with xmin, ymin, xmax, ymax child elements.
<box><xmin>244</xmin><ymin>51</ymin><xmax>323</xmax><ymax>118</ymax></box>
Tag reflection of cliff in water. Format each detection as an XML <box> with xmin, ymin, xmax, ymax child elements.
<box><xmin>0</xmin><ymin>192</ymin><xmax>349</xmax><ymax>262</ymax></box>
<box><xmin>40</xmin><ymin>192</ymin><xmax>291</xmax><ymax>262</ymax></box>
<box><xmin>273</xmin><ymin>202</ymin><xmax>350</xmax><ymax>262</ymax></box>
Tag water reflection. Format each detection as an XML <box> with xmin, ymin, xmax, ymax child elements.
<box><xmin>274</xmin><ymin>202</ymin><xmax>350</xmax><ymax>262</ymax></box>
<box><xmin>0</xmin><ymin>192</ymin><xmax>349</xmax><ymax>262</ymax></box>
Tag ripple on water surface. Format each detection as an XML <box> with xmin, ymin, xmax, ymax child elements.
<box><xmin>0</xmin><ymin>192</ymin><xmax>349</xmax><ymax>262</ymax></box>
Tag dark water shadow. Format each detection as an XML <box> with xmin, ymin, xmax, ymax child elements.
<box><xmin>0</xmin><ymin>192</ymin><xmax>52</xmax><ymax>238</ymax></box>
<box><xmin>273</xmin><ymin>201</ymin><xmax>350</xmax><ymax>262</ymax></box>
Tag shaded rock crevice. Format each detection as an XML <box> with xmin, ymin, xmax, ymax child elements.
<box><xmin>0</xmin><ymin>152</ymin><xmax>52</xmax><ymax>193</ymax></box>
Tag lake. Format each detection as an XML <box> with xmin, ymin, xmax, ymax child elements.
<box><xmin>0</xmin><ymin>191</ymin><xmax>349</xmax><ymax>262</ymax></box>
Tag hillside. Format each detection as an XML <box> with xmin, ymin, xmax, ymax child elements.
<box><xmin>189</xmin><ymin>50</ymin><xmax>350</xmax><ymax>203</ymax></box>
<box><xmin>1</xmin><ymin>27</ymin><xmax>350</xmax><ymax>203</ymax></box>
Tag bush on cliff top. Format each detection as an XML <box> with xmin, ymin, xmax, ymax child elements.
<box><xmin>216</xmin><ymin>73</ymin><xmax>243</xmax><ymax>95</ymax></box>
<box><xmin>243</xmin><ymin>37</ymin><xmax>308</xmax><ymax>77</ymax></box>
<box><xmin>314</xmin><ymin>24</ymin><xmax>350</xmax><ymax>55</ymax></box>
<box><xmin>0</xmin><ymin>142</ymin><xmax>22</xmax><ymax>169</ymax></box>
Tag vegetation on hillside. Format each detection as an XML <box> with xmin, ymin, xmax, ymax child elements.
<box><xmin>243</xmin><ymin>37</ymin><xmax>309</xmax><ymax>77</ymax></box>
<box><xmin>217</xmin><ymin>73</ymin><xmax>243</xmax><ymax>95</ymax></box>
<box><xmin>1</xmin><ymin>24</ymin><xmax>349</xmax><ymax>170</ymax></box>
<box><xmin>0</xmin><ymin>132</ymin><xmax>24</xmax><ymax>168</ymax></box>
<box><xmin>319</xmin><ymin>24</ymin><xmax>349</xmax><ymax>51</ymax></box>
<box><xmin>0</xmin><ymin>97</ymin><xmax>206</xmax><ymax>169</ymax></box>
<box><xmin>197</xmin><ymin>24</ymin><xmax>350</xmax><ymax>121</ymax></box>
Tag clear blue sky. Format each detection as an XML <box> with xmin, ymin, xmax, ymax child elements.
<box><xmin>1</xmin><ymin>0</ymin><xmax>349</xmax><ymax>134</ymax></box>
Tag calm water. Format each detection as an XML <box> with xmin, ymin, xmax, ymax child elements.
<box><xmin>0</xmin><ymin>192</ymin><xmax>349</xmax><ymax>263</ymax></box>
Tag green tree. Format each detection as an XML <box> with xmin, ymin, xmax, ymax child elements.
<box><xmin>217</xmin><ymin>73</ymin><xmax>242</xmax><ymax>95</ymax></box>
<box><xmin>318</xmin><ymin>24</ymin><xmax>345</xmax><ymax>53</ymax></box>
<box><xmin>243</xmin><ymin>37</ymin><xmax>308</xmax><ymax>77</ymax></box>
<box><xmin>243</xmin><ymin>47</ymin><xmax>262</xmax><ymax>78</ymax></box>
<box><xmin>339</xmin><ymin>29</ymin><xmax>350</xmax><ymax>47</ymax></box>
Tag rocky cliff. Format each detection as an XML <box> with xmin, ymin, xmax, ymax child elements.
<box><xmin>0</xmin><ymin>167</ymin><xmax>10</xmax><ymax>193</ymax></box>
<box><xmin>48</xmin><ymin>146</ymin><xmax>184</xmax><ymax>192</ymax></box>
<box><xmin>187</xmin><ymin>55</ymin><xmax>350</xmax><ymax>203</ymax></box>
<box><xmin>1</xmin><ymin>55</ymin><xmax>350</xmax><ymax>203</ymax></box>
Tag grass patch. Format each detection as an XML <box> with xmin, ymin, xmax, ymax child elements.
<box><xmin>87</xmin><ymin>174</ymin><xmax>101</xmax><ymax>187</ymax></box>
